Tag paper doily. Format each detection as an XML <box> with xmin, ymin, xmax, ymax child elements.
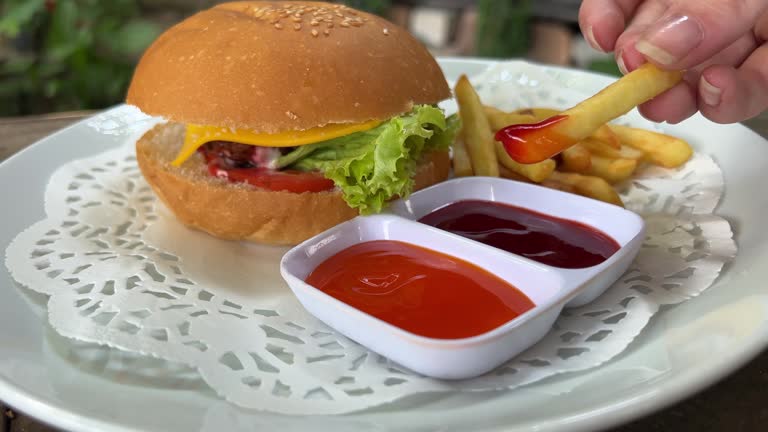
<box><xmin>5</xmin><ymin>61</ymin><xmax>736</xmax><ymax>414</ymax></box>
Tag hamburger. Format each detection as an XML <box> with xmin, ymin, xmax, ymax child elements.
<box><xmin>126</xmin><ymin>1</ymin><xmax>456</xmax><ymax>245</ymax></box>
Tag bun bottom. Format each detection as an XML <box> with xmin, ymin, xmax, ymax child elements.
<box><xmin>136</xmin><ymin>123</ymin><xmax>450</xmax><ymax>245</ymax></box>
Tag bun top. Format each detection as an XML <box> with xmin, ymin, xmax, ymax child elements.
<box><xmin>126</xmin><ymin>1</ymin><xmax>451</xmax><ymax>133</ymax></box>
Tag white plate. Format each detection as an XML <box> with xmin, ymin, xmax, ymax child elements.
<box><xmin>1</xmin><ymin>58</ymin><xmax>767</xmax><ymax>432</ymax></box>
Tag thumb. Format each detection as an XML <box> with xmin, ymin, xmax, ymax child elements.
<box><xmin>635</xmin><ymin>0</ymin><xmax>768</xmax><ymax>69</ymax></box>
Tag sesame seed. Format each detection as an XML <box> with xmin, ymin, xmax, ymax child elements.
<box><xmin>244</xmin><ymin>4</ymin><xmax>368</xmax><ymax>30</ymax></box>
<box><xmin>323</xmin><ymin>29</ymin><xmax>330</xmax><ymax>36</ymax></box>
<box><xmin>293</xmin><ymin>23</ymin><xmax>301</xmax><ymax>30</ymax></box>
<box><xmin>383</xmin><ymin>28</ymin><xmax>389</xmax><ymax>35</ymax></box>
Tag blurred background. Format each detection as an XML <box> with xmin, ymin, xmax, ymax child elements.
<box><xmin>0</xmin><ymin>0</ymin><xmax>619</xmax><ymax>117</ymax></box>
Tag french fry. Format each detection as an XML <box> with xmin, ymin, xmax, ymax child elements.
<box><xmin>455</xmin><ymin>75</ymin><xmax>499</xmax><ymax>176</ymax></box>
<box><xmin>498</xmin><ymin>164</ymin><xmax>533</xmax><ymax>182</ymax></box>
<box><xmin>590</xmin><ymin>123</ymin><xmax>621</xmax><ymax>149</ymax></box>
<box><xmin>486</xmin><ymin>111</ymin><xmax>537</xmax><ymax>133</ymax></box>
<box><xmin>515</xmin><ymin>107</ymin><xmax>557</xmax><ymax>120</ymax></box>
<box><xmin>560</xmin><ymin>143</ymin><xmax>592</xmax><ymax>173</ymax></box>
<box><xmin>494</xmin><ymin>142</ymin><xmax>556</xmax><ymax>183</ymax></box>
<box><xmin>483</xmin><ymin>105</ymin><xmax>507</xmax><ymax>117</ymax></box>
<box><xmin>549</xmin><ymin>171</ymin><xmax>624</xmax><ymax>207</ymax></box>
<box><xmin>580</xmin><ymin>136</ymin><xmax>622</xmax><ymax>159</ymax></box>
<box><xmin>587</xmin><ymin>155</ymin><xmax>637</xmax><ymax>184</ymax></box>
<box><xmin>496</xmin><ymin>63</ymin><xmax>683</xmax><ymax>163</ymax></box>
<box><xmin>452</xmin><ymin>130</ymin><xmax>474</xmax><ymax>177</ymax></box>
<box><xmin>610</xmin><ymin>124</ymin><xmax>693</xmax><ymax>168</ymax></box>
<box><xmin>540</xmin><ymin>179</ymin><xmax>578</xmax><ymax>194</ymax></box>
<box><xmin>513</xmin><ymin>107</ymin><xmax>537</xmax><ymax>117</ymax></box>
<box><xmin>618</xmin><ymin>144</ymin><xmax>645</xmax><ymax>160</ymax></box>
<box><xmin>520</xmin><ymin>107</ymin><xmax>621</xmax><ymax>149</ymax></box>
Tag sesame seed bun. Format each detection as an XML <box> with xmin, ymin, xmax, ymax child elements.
<box><xmin>127</xmin><ymin>1</ymin><xmax>453</xmax><ymax>245</ymax></box>
<box><xmin>136</xmin><ymin>123</ymin><xmax>451</xmax><ymax>245</ymax></box>
<box><xmin>126</xmin><ymin>1</ymin><xmax>451</xmax><ymax>132</ymax></box>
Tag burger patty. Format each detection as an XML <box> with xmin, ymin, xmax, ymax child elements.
<box><xmin>201</xmin><ymin>141</ymin><xmax>289</xmax><ymax>170</ymax></box>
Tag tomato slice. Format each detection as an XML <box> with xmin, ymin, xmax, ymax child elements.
<box><xmin>208</xmin><ymin>164</ymin><xmax>335</xmax><ymax>193</ymax></box>
<box><xmin>199</xmin><ymin>142</ymin><xmax>335</xmax><ymax>193</ymax></box>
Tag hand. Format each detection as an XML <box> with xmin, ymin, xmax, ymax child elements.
<box><xmin>579</xmin><ymin>0</ymin><xmax>768</xmax><ymax>124</ymax></box>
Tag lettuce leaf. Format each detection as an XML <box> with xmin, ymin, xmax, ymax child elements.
<box><xmin>277</xmin><ymin>105</ymin><xmax>458</xmax><ymax>214</ymax></box>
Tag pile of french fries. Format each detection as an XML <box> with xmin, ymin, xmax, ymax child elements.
<box><xmin>452</xmin><ymin>75</ymin><xmax>694</xmax><ymax>207</ymax></box>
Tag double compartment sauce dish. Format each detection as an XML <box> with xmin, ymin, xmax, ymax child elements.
<box><xmin>280</xmin><ymin>177</ymin><xmax>645</xmax><ymax>379</ymax></box>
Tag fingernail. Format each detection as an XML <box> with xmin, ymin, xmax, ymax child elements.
<box><xmin>616</xmin><ymin>52</ymin><xmax>628</xmax><ymax>74</ymax></box>
<box><xmin>699</xmin><ymin>76</ymin><xmax>722</xmax><ymax>106</ymax></box>
<box><xmin>636</xmin><ymin>15</ymin><xmax>703</xmax><ymax>65</ymax></box>
<box><xmin>585</xmin><ymin>26</ymin><xmax>604</xmax><ymax>52</ymax></box>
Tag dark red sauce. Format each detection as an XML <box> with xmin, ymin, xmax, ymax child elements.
<box><xmin>305</xmin><ymin>240</ymin><xmax>535</xmax><ymax>339</ymax></box>
<box><xmin>419</xmin><ymin>200</ymin><xmax>620</xmax><ymax>269</ymax></box>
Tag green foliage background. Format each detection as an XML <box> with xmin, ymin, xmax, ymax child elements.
<box><xmin>0</xmin><ymin>0</ymin><xmax>550</xmax><ymax>117</ymax></box>
<box><xmin>475</xmin><ymin>0</ymin><xmax>529</xmax><ymax>58</ymax></box>
<box><xmin>0</xmin><ymin>0</ymin><xmax>399</xmax><ymax>116</ymax></box>
<box><xmin>0</xmin><ymin>0</ymin><xmax>164</xmax><ymax>116</ymax></box>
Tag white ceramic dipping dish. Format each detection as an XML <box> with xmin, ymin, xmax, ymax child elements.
<box><xmin>280</xmin><ymin>177</ymin><xmax>645</xmax><ymax>379</ymax></box>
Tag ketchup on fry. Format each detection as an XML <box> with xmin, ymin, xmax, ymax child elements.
<box><xmin>494</xmin><ymin>115</ymin><xmax>572</xmax><ymax>164</ymax></box>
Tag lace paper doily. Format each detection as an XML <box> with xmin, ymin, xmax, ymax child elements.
<box><xmin>5</xmin><ymin>61</ymin><xmax>736</xmax><ymax>414</ymax></box>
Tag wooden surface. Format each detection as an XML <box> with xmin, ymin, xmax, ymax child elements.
<box><xmin>0</xmin><ymin>111</ymin><xmax>766</xmax><ymax>432</ymax></box>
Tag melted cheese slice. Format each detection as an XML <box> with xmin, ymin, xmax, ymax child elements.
<box><xmin>172</xmin><ymin>120</ymin><xmax>382</xmax><ymax>166</ymax></box>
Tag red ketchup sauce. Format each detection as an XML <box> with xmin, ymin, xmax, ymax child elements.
<box><xmin>305</xmin><ymin>240</ymin><xmax>535</xmax><ymax>339</ymax></box>
<box><xmin>419</xmin><ymin>200</ymin><xmax>620</xmax><ymax>269</ymax></box>
<box><xmin>494</xmin><ymin>115</ymin><xmax>571</xmax><ymax>164</ymax></box>
<box><xmin>199</xmin><ymin>144</ymin><xmax>335</xmax><ymax>194</ymax></box>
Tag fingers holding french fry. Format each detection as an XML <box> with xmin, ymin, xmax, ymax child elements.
<box><xmin>447</xmin><ymin>76</ymin><xmax>693</xmax><ymax>210</ymax></box>
<box><xmin>496</xmin><ymin>63</ymin><xmax>684</xmax><ymax>163</ymax></box>
<box><xmin>455</xmin><ymin>75</ymin><xmax>499</xmax><ymax>177</ymax></box>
